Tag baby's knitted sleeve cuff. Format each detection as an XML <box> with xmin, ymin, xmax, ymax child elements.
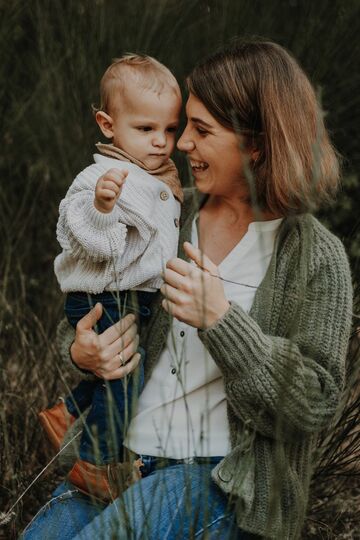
<box><xmin>64</xmin><ymin>196</ymin><xmax>127</xmax><ymax>261</ymax></box>
<box><xmin>84</xmin><ymin>200</ymin><xmax>121</xmax><ymax>230</ymax></box>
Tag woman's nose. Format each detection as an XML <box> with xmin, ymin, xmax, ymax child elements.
<box><xmin>177</xmin><ymin>130</ymin><xmax>195</xmax><ymax>153</ymax></box>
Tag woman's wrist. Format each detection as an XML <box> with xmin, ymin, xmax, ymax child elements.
<box><xmin>69</xmin><ymin>340</ymin><xmax>92</xmax><ymax>374</ymax></box>
<box><xmin>203</xmin><ymin>299</ymin><xmax>231</xmax><ymax>330</ymax></box>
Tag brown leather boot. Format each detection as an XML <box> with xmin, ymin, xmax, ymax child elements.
<box><xmin>38</xmin><ymin>401</ymin><xmax>76</xmax><ymax>452</ymax></box>
<box><xmin>68</xmin><ymin>458</ymin><xmax>144</xmax><ymax>502</ymax></box>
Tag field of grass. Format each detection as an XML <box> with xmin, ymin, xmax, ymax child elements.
<box><xmin>0</xmin><ymin>1</ymin><xmax>359</xmax><ymax>538</ymax></box>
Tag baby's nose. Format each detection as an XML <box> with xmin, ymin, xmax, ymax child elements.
<box><xmin>153</xmin><ymin>133</ymin><xmax>166</xmax><ymax>147</ymax></box>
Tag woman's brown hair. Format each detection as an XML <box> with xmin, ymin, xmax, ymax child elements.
<box><xmin>187</xmin><ymin>39</ymin><xmax>340</xmax><ymax>215</ymax></box>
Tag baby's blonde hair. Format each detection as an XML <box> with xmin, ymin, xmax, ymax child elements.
<box><xmin>95</xmin><ymin>53</ymin><xmax>180</xmax><ymax>115</ymax></box>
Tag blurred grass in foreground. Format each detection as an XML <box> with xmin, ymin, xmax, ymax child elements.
<box><xmin>0</xmin><ymin>1</ymin><xmax>359</xmax><ymax>538</ymax></box>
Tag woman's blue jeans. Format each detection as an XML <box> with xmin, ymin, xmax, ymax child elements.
<box><xmin>21</xmin><ymin>458</ymin><xmax>260</xmax><ymax>539</ymax></box>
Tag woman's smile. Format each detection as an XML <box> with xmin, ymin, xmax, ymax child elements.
<box><xmin>177</xmin><ymin>93</ymin><xmax>252</xmax><ymax>196</ymax></box>
<box><xmin>189</xmin><ymin>159</ymin><xmax>209</xmax><ymax>173</ymax></box>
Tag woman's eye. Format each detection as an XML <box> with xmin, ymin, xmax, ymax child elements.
<box><xmin>196</xmin><ymin>127</ymin><xmax>208</xmax><ymax>136</ymax></box>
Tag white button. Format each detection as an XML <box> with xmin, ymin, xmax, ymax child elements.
<box><xmin>160</xmin><ymin>191</ymin><xmax>169</xmax><ymax>201</ymax></box>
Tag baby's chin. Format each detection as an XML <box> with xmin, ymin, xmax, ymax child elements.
<box><xmin>142</xmin><ymin>155</ymin><xmax>169</xmax><ymax>170</ymax></box>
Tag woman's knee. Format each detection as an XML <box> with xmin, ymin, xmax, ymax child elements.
<box><xmin>21</xmin><ymin>483</ymin><xmax>104</xmax><ymax>540</ymax></box>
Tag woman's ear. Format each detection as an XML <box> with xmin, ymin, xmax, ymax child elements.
<box><xmin>95</xmin><ymin>111</ymin><xmax>114</xmax><ymax>139</ymax></box>
<box><xmin>251</xmin><ymin>148</ymin><xmax>260</xmax><ymax>163</ymax></box>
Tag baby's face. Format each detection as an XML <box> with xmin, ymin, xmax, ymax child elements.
<box><xmin>110</xmin><ymin>81</ymin><xmax>181</xmax><ymax>169</ymax></box>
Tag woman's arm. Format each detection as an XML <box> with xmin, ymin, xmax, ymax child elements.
<box><xmin>161</xmin><ymin>242</ymin><xmax>353</xmax><ymax>440</ymax></box>
<box><xmin>58</xmin><ymin>303</ymin><xmax>141</xmax><ymax>380</ymax></box>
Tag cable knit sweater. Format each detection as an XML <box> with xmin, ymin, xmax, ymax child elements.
<box><xmin>54</xmin><ymin>154</ymin><xmax>181</xmax><ymax>293</ymax></box>
<box><xmin>57</xmin><ymin>188</ymin><xmax>353</xmax><ymax>539</ymax></box>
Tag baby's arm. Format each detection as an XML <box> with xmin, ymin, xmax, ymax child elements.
<box><xmin>57</xmin><ymin>167</ymin><xmax>128</xmax><ymax>262</ymax></box>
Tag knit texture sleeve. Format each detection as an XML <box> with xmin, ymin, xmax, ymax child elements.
<box><xmin>56</xmin><ymin>318</ymin><xmax>96</xmax><ymax>380</ymax></box>
<box><xmin>198</xmin><ymin>231</ymin><xmax>353</xmax><ymax>441</ymax></box>
<box><xmin>57</xmin><ymin>192</ymin><xmax>127</xmax><ymax>263</ymax></box>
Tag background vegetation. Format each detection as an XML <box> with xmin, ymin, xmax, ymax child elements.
<box><xmin>0</xmin><ymin>0</ymin><xmax>359</xmax><ymax>538</ymax></box>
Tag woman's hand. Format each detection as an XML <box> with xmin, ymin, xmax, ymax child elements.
<box><xmin>70</xmin><ymin>303</ymin><xmax>141</xmax><ymax>380</ymax></box>
<box><xmin>161</xmin><ymin>242</ymin><xmax>230</xmax><ymax>329</ymax></box>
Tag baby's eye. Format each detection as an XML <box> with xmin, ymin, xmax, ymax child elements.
<box><xmin>137</xmin><ymin>126</ymin><xmax>152</xmax><ymax>132</ymax></box>
<box><xmin>167</xmin><ymin>126</ymin><xmax>178</xmax><ymax>133</ymax></box>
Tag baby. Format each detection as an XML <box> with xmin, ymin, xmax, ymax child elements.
<box><xmin>38</xmin><ymin>54</ymin><xmax>183</xmax><ymax>500</ymax></box>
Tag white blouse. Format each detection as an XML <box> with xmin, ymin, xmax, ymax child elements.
<box><xmin>125</xmin><ymin>216</ymin><xmax>283</xmax><ymax>459</ymax></box>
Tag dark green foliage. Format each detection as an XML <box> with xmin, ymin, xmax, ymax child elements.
<box><xmin>0</xmin><ymin>1</ymin><xmax>359</xmax><ymax>538</ymax></box>
<box><xmin>1</xmin><ymin>1</ymin><xmax>359</xmax><ymax>306</ymax></box>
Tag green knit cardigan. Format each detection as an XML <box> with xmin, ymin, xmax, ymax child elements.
<box><xmin>58</xmin><ymin>188</ymin><xmax>353</xmax><ymax>539</ymax></box>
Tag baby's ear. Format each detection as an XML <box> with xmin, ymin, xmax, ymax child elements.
<box><xmin>95</xmin><ymin>111</ymin><xmax>114</xmax><ymax>139</ymax></box>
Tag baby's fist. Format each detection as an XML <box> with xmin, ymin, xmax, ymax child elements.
<box><xmin>94</xmin><ymin>169</ymin><xmax>128</xmax><ymax>213</ymax></box>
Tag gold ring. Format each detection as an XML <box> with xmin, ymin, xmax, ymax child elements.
<box><xmin>118</xmin><ymin>352</ymin><xmax>125</xmax><ymax>366</ymax></box>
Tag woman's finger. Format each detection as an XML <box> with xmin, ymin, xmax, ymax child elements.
<box><xmin>160</xmin><ymin>283</ymin><xmax>186</xmax><ymax>305</ymax></box>
<box><xmin>120</xmin><ymin>333</ymin><xmax>140</xmax><ymax>363</ymax></box>
<box><xmin>104</xmin><ymin>323</ymin><xmax>138</xmax><ymax>360</ymax></box>
<box><xmin>102</xmin><ymin>352</ymin><xmax>141</xmax><ymax>381</ymax></box>
<box><xmin>183</xmin><ymin>242</ymin><xmax>218</xmax><ymax>273</ymax></box>
<box><xmin>100</xmin><ymin>313</ymin><xmax>136</xmax><ymax>346</ymax></box>
<box><xmin>162</xmin><ymin>268</ymin><xmax>187</xmax><ymax>290</ymax></box>
<box><xmin>95</xmin><ymin>331</ymin><xmax>139</xmax><ymax>376</ymax></box>
<box><xmin>161</xmin><ymin>297</ymin><xmax>179</xmax><ymax>318</ymax></box>
<box><xmin>166</xmin><ymin>257</ymin><xmax>192</xmax><ymax>276</ymax></box>
<box><xmin>76</xmin><ymin>303</ymin><xmax>103</xmax><ymax>332</ymax></box>
<box><xmin>108</xmin><ymin>331</ymin><xmax>139</xmax><ymax>366</ymax></box>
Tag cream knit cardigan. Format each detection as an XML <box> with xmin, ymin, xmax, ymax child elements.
<box><xmin>54</xmin><ymin>154</ymin><xmax>181</xmax><ymax>293</ymax></box>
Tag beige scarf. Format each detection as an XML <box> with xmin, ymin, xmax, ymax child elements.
<box><xmin>95</xmin><ymin>143</ymin><xmax>183</xmax><ymax>203</ymax></box>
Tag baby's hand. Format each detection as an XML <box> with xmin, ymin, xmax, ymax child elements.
<box><xmin>94</xmin><ymin>169</ymin><xmax>128</xmax><ymax>213</ymax></box>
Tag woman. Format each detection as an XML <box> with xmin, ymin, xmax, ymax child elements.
<box><xmin>23</xmin><ymin>40</ymin><xmax>352</xmax><ymax>539</ymax></box>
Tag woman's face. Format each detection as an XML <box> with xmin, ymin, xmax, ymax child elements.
<box><xmin>177</xmin><ymin>93</ymin><xmax>252</xmax><ymax>197</ymax></box>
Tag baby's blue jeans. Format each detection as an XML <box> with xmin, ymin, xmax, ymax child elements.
<box><xmin>64</xmin><ymin>290</ymin><xmax>153</xmax><ymax>464</ymax></box>
<box><xmin>21</xmin><ymin>457</ymin><xmax>261</xmax><ymax>539</ymax></box>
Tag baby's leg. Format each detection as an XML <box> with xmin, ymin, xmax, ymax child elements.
<box><xmin>76</xmin><ymin>291</ymin><xmax>149</xmax><ymax>464</ymax></box>
<box><xmin>67</xmin><ymin>291</ymin><xmax>150</xmax><ymax>500</ymax></box>
<box><xmin>77</xmin><ymin>358</ymin><xmax>143</xmax><ymax>464</ymax></box>
<box><xmin>79</xmin><ymin>380</ymin><xmax>120</xmax><ymax>464</ymax></box>
<box><xmin>63</xmin><ymin>293</ymin><xmax>102</xmax><ymax>416</ymax></box>
<box><xmin>65</xmin><ymin>380</ymin><xmax>98</xmax><ymax>418</ymax></box>
<box><xmin>38</xmin><ymin>293</ymin><xmax>100</xmax><ymax>450</ymax></box>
